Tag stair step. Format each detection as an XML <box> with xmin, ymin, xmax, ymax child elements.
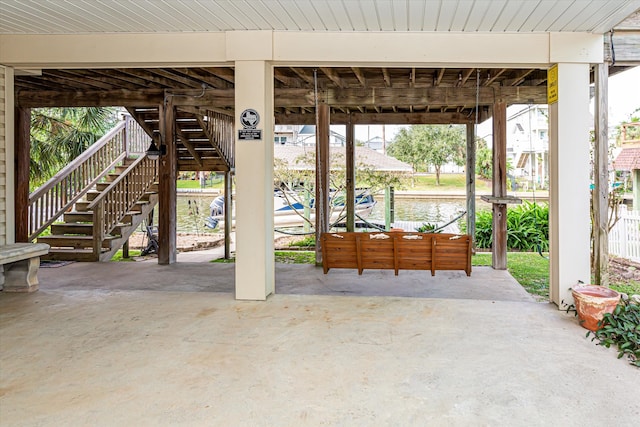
<box><xmin>64</xmin><ymin>212</ymin><xmax>94</xmax><ymax>223</ymax></box>
<box><xmin>105</xmin><ymin>173</ymin><xmax>121</xmax><ymax>182</ymax></box>
<box><xmin>50</xmin><ymin>223</ymin><xmax>94</xmax><ymax>235</ymax></box>
<box><xmin>114</xmin><ymin>165</ymin><xmax>128</xmax><ymax>174</ymax></box>
<box><xmin>42</xmin><ymin>248</ymin><xmax>107</xmax><ymax>262</ymax></box>
<box><xmin>38</xmin><ymin>235</ymin><xmax>116</xmax><ymax>249</ymax></box>
<box><xmin>85</xmin><ymin>190</ymin><xmax>101</xmax><ymax>201</ymax></box>
<box><xmin>75</xmin><ymin>201</ymin><xmax>91</xmax><ymax>212</ymax></box>
<box><xmin>96</xmin><ymin>182</ymin><xmax>111</xmax><ymax>191</ymax></box>
<box><xmin>130</xmin><ymin>201</ymin><xmax>150</xmax><ymax>212</ymax></box>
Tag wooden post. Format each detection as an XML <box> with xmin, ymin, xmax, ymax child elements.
<box><xmin>224</xmin><ymin>170</ymin><xmax>232</xmax><ymax>260</ymax></box>
<box><xmin>593</xmin><ymin>62</ymin><xmax>609</xmax><ymax>286</ymax></box>
<box><xmin>158</xmin><ymin>97</ymin><xmax>177</xmax><ymax>265</ymax></box>
<box><xmin>15</xmin><ymin>107</ymin><xmax>30</xmax><ymax>242</ymax></box>
<box><xmin>346</xmin><ymin>115</ymin><xmax>355</xmax><ymax>232</ymax></box>
<box><xmin>466</xmin><ymin>123</ymin><xmax>476</xmax><ymax>250</ymax></box>
<box><xmin>492</xmin><ymin>102</ymin><xmax>508</xmax><ymax>270</ymax></box>
<box><xmin>315</xmin><ymin>103</ymin><xmax>330</xmax><ymax>264</ymax></box>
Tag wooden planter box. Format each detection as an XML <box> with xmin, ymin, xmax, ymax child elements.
<box><xmin>321</xmin><ymin>232</ymin><xmax>472</xmax><ymax>276</ymax></box>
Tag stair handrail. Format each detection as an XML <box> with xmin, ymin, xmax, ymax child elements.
<box><xmin>87</xmin><ymin>155</ymin><xmax>158</xmax><ymax>258</ymax></box>
<box><xmin>203</xmin><ymin>109</ymin><xmax>235</xmax><ymax>169</ymax></box>
<box><xmin>28</xmin><ymin>116</ymin><xmax>152</xmax><ymax>241</ymax></box>
<box><xmin>28</xmin><ymin>122</ymin><xmax>126</xmax><ymax>240</ymax></box>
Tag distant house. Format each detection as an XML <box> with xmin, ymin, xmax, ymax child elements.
<box><xmin>274</xmin><ymin>125</ymin><xmax>346</xmax><ymax>147</ymax></box>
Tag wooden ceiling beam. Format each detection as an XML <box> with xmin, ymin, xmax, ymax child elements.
<box><xmin>434</xmin><ymin>68</ymin><xmax>446</xmax><ymax>86</ymax></box>
<box><xmin>319</xmin><ymin>67</ymin><xmax>345</xmax><ymax>88</ymax></box>
<box><xmin>461</xmin><ymin>68</ymin><xmax>476</xmax><ymax>86</ymax></box>
<box><xmin>275</xmin><ymin>111</ymin><xmax>480</xmax><ymax>125</ymax></box>
<box><xmin>382</xmin><ymin>68</ymin><xmax>391</xmax><ymax>87</ymax></box>
<box><xmin>485</xmin><ymin>68</ymin><xmax>507</xmax><ymax>86</ymax></box>
<box><xmin>17</xmin><ymin>86</ymin><xmax>547</xmax><ymax>108</ymax></box>
<box><xmin>351</xmin><ymin>67</ymin><xmax>366</xmax><ymax>87</ymax></box>
<box><xmin>290</xmin><ymin>67</ymin><xmax>314</xmax><ymax>85</ymax></box>
<box><xmin>504</xmin><ymin>69</ymin><xmax>536</xmax><ymax>86</ymax></box>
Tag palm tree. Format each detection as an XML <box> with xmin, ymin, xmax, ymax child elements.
<box><xmin>30</xmin><ymin>107</ymin><xmax>117</xmax><ymax>188</ymax></box>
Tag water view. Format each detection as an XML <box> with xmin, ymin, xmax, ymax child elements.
<box><xmin>173</xmin><ymin>193</ymin><xmax>491</xmax><ymax>234</ymax></box>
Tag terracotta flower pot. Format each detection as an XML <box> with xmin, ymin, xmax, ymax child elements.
<box><xmin>571</xmin><ymin>285</ymin><xmax>621</xmax><ymax>331</ymax></box>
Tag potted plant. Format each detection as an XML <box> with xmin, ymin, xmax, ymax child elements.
<box><xmin>571</xmin><ymin>284</ymin><xmax>621</xmax><ymax>331</ymax></box>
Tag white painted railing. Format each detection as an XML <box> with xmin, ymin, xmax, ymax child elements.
<box><xmin>609</xmin><ymin>205</ymin><xmax>640</xmax><ymax>262</ymax></box>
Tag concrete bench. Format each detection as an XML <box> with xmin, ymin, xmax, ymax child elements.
<box><xmin>0</xmin><ymin>243</ymin><xmax>50</xmax><ymax>292</ymax></box>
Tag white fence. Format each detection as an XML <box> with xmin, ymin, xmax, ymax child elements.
<box><xmin>609</xmin><ymin>205</ymin><xmax>640</xmax><ymax>262</ymax></box>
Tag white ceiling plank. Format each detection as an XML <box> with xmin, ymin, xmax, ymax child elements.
<box><xmin>311</xmin><ymin>1</ymin><xmax>341</xmax><ymax>31</ymax></box>
<box><xmin>492</xmin><ymin>0</ymin><xmax>530</xmax><ymax>32</ymax></box>
<box><xmin>422</xmin><ymin>0</ymin><xmax>444</xmax><ymax>31</ymax></box>
<box><xmin>185</xmin><ymin>0</ymin><xmax>228</xmax><ymax>31</ymax></box>
<box><xmin>326</xmin><ymin>0</ymin><xmax>356</xmax><ymax>31</ymax></box>
<box><xmin>341</xmin><ymin>0</ymin><xmax>367</xmax><ymax>30</ymax></box>
<box><xmin>213</xmin><ymin>0</ymin><xmax>261</xmax><ymax>30</ymax></box>
<box><xmin>288</xmin><ymin>0</ymin><xmax>325</xmax><ymax>31</ymax></box>
<box><xmin>463</xmin><ymin>0</ymin><xmax>492</xmax><ymax>32</ymax></box>
<box><xmin>282</xmin><ymin>0</ymin><xmax>321</xmax><ymax>31</ymax></box>
<box><xmin>504</xmin><ymin>1</ymin><xmax>544</xmax><ymax>32</ymax></box>
<box><xmin>165</xmin><ymin>0</ymin><xmax>224</xmax><ymax>31</ymax></box>
<box><xmin>407</xmin><ymin>0</ymin><xmax>428</xmax><ymax>31</ymax></box>
<box><xmin>0</xmin><ymin>0</ymin><xmax>637</xmax><ymax>34</ymax></box>
<box><xmin>476</xmin><ymin>0</ymin><xmax>509</xmax><ymax>31</ymax></box>
<box><xmin>563</xmin><ymin>1</ymin><xmax>630</xmax><ymax>32</ymax></box>
<box><xmin>374</xmin><ymin>0</ymin><xmax>395</xmax><ymax>31</ymax></box>
<box><xmin>391</xmin><ymin>0</ymin><xmax>409</xmax><ymax>31</ymax></box>
<box><xmin>359</xmin><ymin>0</ymin><xmax>382</xmax><ymax>31</ymax></box>
<box><xmin>525</xmin><ymin>0</ymin><xmax>578</xmax><ymax>32</ymax></box>
<box><xmin>250</xmin><ymin>1</ymin><xmax>290</xmax><ymax>30</ymax></box>
<box><xmin>449</xmin><ymin>0</ymin><xmax>476</xmax><ymax>32</ymax></box>
<box><xmin>517</xmin><ymin>0</ymin><xmax>560</xmax><ymax>32</ymax></box>
<box><xmin>126</xmin><ymin>0</ymin><xmax>191</xmax><ymax>32</ymax></box>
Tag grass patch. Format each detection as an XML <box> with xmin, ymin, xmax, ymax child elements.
<box><xmin>610</xmin><ymin>281</ymin><xmax>640</xmax><ymax>296</ymax></box>
<box><xmin>407</xmin><ymin>174</ymin><xmax>492</xmax><ymax>192</ymax></box>
<box><xmin>289</xmin><ymin>236</ymin><xmax>316</xmax><ymax>247</ymax></box>
<box><xmin>111</xmin><ymin>249</ymin><xmax>141</xmax><ymax>261</ymax></box>
<box><xmin>473</xmin><ymin>252</ymin><xmax>550</xmax><ymax>299</ymax></box>
<box><xmin>176</xmin><ymin>178</ymin><xmax>223</xmax><ymax>190</ymax></box>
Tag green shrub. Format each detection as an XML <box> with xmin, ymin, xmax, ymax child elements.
<box><xmin>587</xmin><ymin>298</ymin><xmax>640</xmax><ymax>367</ymax></box>
<box><xmin>463</xmin><ymin>201</ymin><xmax>548</xmax><ymax>251</ymax></box>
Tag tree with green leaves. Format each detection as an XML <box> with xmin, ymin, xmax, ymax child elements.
<box><xmin>475</xmin><ymin>137</ymin><xmax>492</xmax><ymax>180</ymax></box>
<box><xmin>274</xmin><ymin>151</ymin><xmax>407</xmax><ymax>229</ymax></box>
<box><xmin>30</xmin><ymin>107</ymin><xmax>118</xmax><ymax>188</ymax></box>
<box><xmin>387</xmin><ymin>125</ymin><xmax>466</xmax><ymax>185</ymax></box>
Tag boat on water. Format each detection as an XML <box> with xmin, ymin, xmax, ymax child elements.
<box><xmin>206</xmin><ymin>189</ymin><xmax>376</xmax><ymax>229</ymax></box>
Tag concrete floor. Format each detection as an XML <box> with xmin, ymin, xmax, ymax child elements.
<box><xmin>1</xmin><ymin>252</ymin><xmax>639</xmax><ymax>426</ymax></box>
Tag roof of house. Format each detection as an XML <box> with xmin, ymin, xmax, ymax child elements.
<box><xmin>613</xmin><ymin>147</ymin><xmax>640</xmax><ymax>171</ymax></box>
<box><xmin>274</xmin><ymin>145</ymin><xmax>412</xmax><ymax>172</ymax></box>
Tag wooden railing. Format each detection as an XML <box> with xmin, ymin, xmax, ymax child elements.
<box><xmin>88</xmin><ymin>156</ymin><xmax>158</xmax><ymax>258</ymax></box>
<box><xmin>124</xmin><ymin>114</ymin><xmax>153</xmax><ymax>156</ymax></box>
<box><xmin>28</xmin><ymin>116</ymin><xmax>151</xmax><ymax>240</ymax></box>
<box><xmin>204</xmin><ymin>110</ymin><xmax>235</xmax><ymax>168</ymax></box>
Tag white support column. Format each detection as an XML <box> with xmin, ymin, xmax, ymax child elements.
<box><xmin>548</xmin><ymin>63</ymin><xmax>591</xmax><ymax>307</ymax></box>
<box><xmin>234</xmin><ymin>60</ymin><xmax>274</xmax><ymax>300</ymax></box>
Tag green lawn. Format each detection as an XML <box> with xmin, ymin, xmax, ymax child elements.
<box><xmin>473</xmin><ymin>252</ymin><xmax>550</xmax><ymax>299</ymax></box>
<box><xmin>405</xmin><ymin>174</ymin><xmax>492</xmax><ymax>192</ymax></box>
<box><xmin>472</xmin><ymin>252</ymin><xmax>640</xmax><ymax>300</ymax></box>
<box><xmin>177</xmin><ymin>177</ymin><xmax>224</xmax><ymax>190</ymax></box>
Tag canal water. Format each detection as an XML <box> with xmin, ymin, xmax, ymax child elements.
<box><xmin>173</xmin><ymin>193</ymin><xmax>492</xmax><ymax>234</ymax></box>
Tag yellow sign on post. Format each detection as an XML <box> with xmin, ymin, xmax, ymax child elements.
<box><xmin>547</xmin><ymin>65</ymin><xmax>558</xmax><ymax>104</ymax></box>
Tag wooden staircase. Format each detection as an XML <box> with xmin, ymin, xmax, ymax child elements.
<box><xmin>28</xmin><ymin>115</ymin><xmax>158</xmax><ymax>262</ymax></box>
<box><xmin>38</xmin><ymin>158</ymin><xmax>159</xmax><ymax>262</ymax></box>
